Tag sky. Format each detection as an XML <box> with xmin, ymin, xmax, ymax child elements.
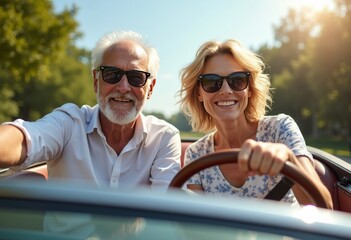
<box><xmin>52</xmin><ymin>0</ymin><xmax>334</xmax><ymax>117</ymax></box>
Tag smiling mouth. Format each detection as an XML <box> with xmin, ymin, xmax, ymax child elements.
<box><xmin>216</xmin><ymin>100</ymin><xmax>237</xmax><ymax>107</ymax></box>
<box><xmin>110</xmin><ymin>98</ymin><xmax>133</xmax><ymax>103</ymax></box>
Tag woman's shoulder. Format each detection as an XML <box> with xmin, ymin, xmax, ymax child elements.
<box><xmin>257</xmin><ymin>114</ymin><xmax>297</xmax><ymax>140</ymax></box>
<box><xmin>261</xmin><ymin>113</ymin><xmax>293</xmax><ymax>123</ymax></box>
<box><xmin>186</xmin><ymin>133</ymin><xmax>214</xmax><ymax>156</ymax></box>
<box><xmin>259</xmin><ymin>113</ymin><xmax>295</xmax><ymax>128</ymax></box>
<box><xmin>189</xmin><ymin>133</ymin><xmax>212</xmax><ymax>148</ymax></box>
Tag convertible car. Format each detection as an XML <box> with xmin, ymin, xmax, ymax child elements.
<box><xmin>0</xmin><ymin>140</ymin><xmax>351</xmax><ymax>239</ymax></box>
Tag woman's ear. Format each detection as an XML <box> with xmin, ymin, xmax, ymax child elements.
<box><xmin>198</xmin><ymin>91</ymin><xmax>203</xmax><ymax>102</ymax></box>
<box><xmin>248</xmin><ymin>90</ymin><xmax>252</xmax><ymax>97</ymax></box>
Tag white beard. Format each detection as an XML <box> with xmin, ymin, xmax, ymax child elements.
<box><xmin>96</xmin><ymin>85</ymin><xmax>144</xmax><ymax>125</ymax></box>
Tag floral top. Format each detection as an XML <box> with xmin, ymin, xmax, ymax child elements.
<box><xmin>184</xmin><ymin>114</ymin><xmax>312</xmax><ymax>205</ymax></box>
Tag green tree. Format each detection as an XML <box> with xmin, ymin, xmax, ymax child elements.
<box><xmin>143</xmin><ymin>111</ymin><xmax>167</xmax><ymax>120</ymax></box>
<box><xmin>261</xmin><ymin>8</ymin><xmax>316</xmax><ymax>75</ymax></box>
<box><xmin>309</xmin><ymin>0</ymin><xmax>351</xmax><ymax>135</ymax></box>
<box><xmin>0</xmin><ymin>0</ymin><xmax>95</xmax><ymax>120</ymax></box>
<box><xmin>261</xmin><ymin>8</ymin><xmax>317</xmax><ymax>134</ymax></box>
<box><xmin>20</xmin><ymin>46</ymin><xmax>95</xmax><ymax>120</ymax></box>
<box><xmin>0</xmin><ymin>0</ymin><xmax>79</xmax><ymax>82</ymax></box>
<box><xmin>168</xmin><ymin>112</ymin><xmax>192</xmax><ymax>132</ymax></box>
<box><xmin>262</xmin><ymin>1</ymin><xmax>351</xmax><ymax>138</ymax></box>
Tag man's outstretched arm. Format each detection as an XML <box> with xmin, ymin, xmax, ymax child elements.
<box><xmin>0</xmin><ymin>125</ymin><xmax>27</xmax><ymax>168</ymax></box>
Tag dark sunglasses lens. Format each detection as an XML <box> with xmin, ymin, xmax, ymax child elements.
<box><xmin>227</xmin><ymin>73</ymin><xmax>249</xmax><ymax>91</ymax></box>
<box><xmin>201</xmin><ymin>75</ymin><xmax>222</xmax><ymax>93</ymax></box>
<box><xmin>127</xmin><ymin>71</ymin><xmax>147</xmax><ymax>87</ymax></box>
<box><xmin>102</xmin><ymin>69</ymin><xmax>123</xmax><ymax>84</ymax></box>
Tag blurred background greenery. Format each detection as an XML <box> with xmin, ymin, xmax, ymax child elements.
<box><xmin>0</xmin><ymin>0</ymin><xmax>350</xmax><ymax>158</ymax></box>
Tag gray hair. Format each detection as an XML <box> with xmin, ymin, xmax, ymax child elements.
<box><xmin>92</xmin><ymin>30</ymin><xmax>160</xmax><ymax>78</ymax></box>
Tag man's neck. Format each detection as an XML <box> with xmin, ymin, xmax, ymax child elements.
<box><xmin>100</xmin><ymin>112</ymin><xmax>138</xmax><ymax>155</ymax></box>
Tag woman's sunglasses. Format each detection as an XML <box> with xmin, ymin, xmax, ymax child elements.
<box><xmin>198</xmin><ymin>71</ymin><xmax>250</xmax><ymax>93</ymax></box>
<box><xmin>96</xmin><ymin>66</ymin><xmax>151</xmax><ymax>87</ymax></box>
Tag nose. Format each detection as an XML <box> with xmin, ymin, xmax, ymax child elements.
<box><xmin>219</xmin><ymin>78</ymin><xmax>233</xmax><ymax>94</ymax></box>
<box><xmin>115</xmin><ymin>74</ymin><xmax>131</xmax><ymax>93</ymax></box>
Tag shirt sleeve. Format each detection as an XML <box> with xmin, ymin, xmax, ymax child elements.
<box><xmin>7</xmin><ymin>108</ymin><xmax>75</xmax><ymax>171</ymax></box>
<box><xmin>149</xmin><ymin>129</ymin><xmax>181</xmax><ymax>191</ymax></box>
<box><xmin>276</xmin><ymin>114</ymin><xmax>313</xmax><ymax>160</ymax></box>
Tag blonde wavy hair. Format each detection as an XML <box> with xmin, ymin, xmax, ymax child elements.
<box><xmin>177</xmin><ymin>39</ymin><xmax>272</xmax><ymax>133</ymax></box>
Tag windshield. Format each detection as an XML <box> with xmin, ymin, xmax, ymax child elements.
<box><xmin>1</xmin><ymin>208</ymin><xmax>297</xmax><ymax>240</ymax></box>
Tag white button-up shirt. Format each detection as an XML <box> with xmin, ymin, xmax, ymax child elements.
<box><xmin>8</xmin><ymin>103</ymin><xmax>181</xmax><ymax>191</ymax></box>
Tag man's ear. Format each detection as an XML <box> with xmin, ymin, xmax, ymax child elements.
<box><xmin>147</xmin><ymin>78</ymin><xmax>156</xmax><ymax>99</ymax></box>
<box><xmin>93</xmin><ymin>69</ymin><xmax>98</xmax><ymax>93</ymax></box>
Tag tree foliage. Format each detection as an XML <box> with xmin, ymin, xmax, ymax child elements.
<box><xmin>0</xmin><ymin>0</ymin><xmax>78</xmax><ymax>82</ymax></box>
<box><xmin>261</xmin><ymin>0</ymin><xmax>351</xmax><ymax>138</ymax></box>
<box><xmin>0</xmin><ymin>0</ymin><xmax>95</xmax><ymax>121</ymax></box>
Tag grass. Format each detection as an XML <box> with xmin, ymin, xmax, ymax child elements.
<box><xmin>180</xmin><ymin>131</ymin><xmax>205</xmax><ymax>139</ymax></box>
<box><xmin>180</xmin><ymin>132</ymin><xmax>351</xmax><ymax>158</ymax></box>
<box><xmin>306</xmin><ymin>137</ymin><xmax>351</xmax><ymax>157</ymax></box>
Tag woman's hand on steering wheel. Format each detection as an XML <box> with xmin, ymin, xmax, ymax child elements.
<box><xmin>238</xmin><ymin>139</ymin><xmax>294</xmax><ymax>177</ymax></box>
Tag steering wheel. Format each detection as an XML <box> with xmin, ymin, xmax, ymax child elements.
<box><xmin>169</xmin><ymin>149</ymin><xmax>330</xmax><ymax>209</ymax></box>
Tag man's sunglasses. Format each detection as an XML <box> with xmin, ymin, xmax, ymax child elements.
<box><xmin>96</xmin><ymin>66</ymin><xmax>151</xmax><ymax>87</ymax></box>
<box><xmin>198</xmin><ymin>71</ymin><xmax>250</xmax><ymax>93</ymax></box>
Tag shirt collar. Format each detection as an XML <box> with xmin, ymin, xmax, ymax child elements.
<box><xmin>86</xmin><ymin>105</ymin><xmax>100</xmax><ymax>134</ymax></box>
<box><xmin>133</xmin><ymin>113</ymin><xmax>148</xmax><ymax>145</ymax></box>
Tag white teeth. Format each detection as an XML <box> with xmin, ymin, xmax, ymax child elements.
<box><xmin>217</xmin><ymin>101</ymin><xmax>236</xmax><ymax>106</ymax></box>
<box><xmin>112</xmin><ymin>98</ymin><xmax>130</xmax><ymax>102</ymax></box>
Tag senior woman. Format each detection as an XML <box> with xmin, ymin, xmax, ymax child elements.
<box><xmin>177</xmin><ymin>39</ymin><xmax>332</xmax><ymax>208</ymax></box>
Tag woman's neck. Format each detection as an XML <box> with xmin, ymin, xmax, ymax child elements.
<box><xmin>213</xmin><ymin>119</ymin><xmax>258</xmax><ymax>150</ymax></box>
